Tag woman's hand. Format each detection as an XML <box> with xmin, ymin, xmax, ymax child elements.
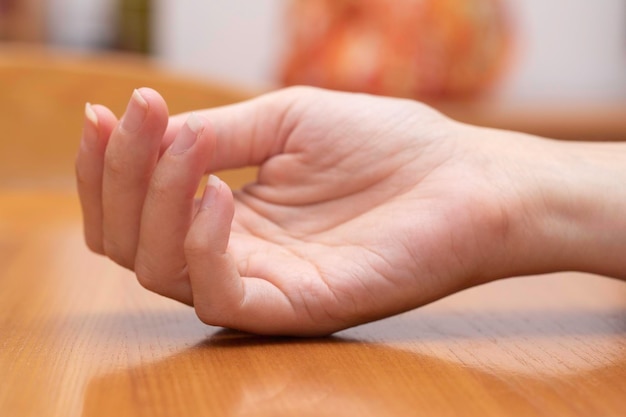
<box><xmin>76</xmin><ymin>86</ymin><xmax>626</xmax><ymax>335</ymax></box>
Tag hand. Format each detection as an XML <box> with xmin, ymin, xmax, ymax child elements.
<box><xmin>76</xmin><ymin>86</ymin><xmax>626</xmax><ymax>335</ymax></box>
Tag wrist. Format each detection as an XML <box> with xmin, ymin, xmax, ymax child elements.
<box><xmin>501</xmin><ymin>135</ymin><xmax>626</xmax><ymax>280</ymax></box>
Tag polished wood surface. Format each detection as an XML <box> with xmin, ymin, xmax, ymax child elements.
<box><xmin>2</xmin><ymin>188</ymin><xmax>626</xmax><ymax>417</ymax></box>
<box><xmin>1</xmin><ymin>45</ymin><xmax>626</xmax><ymax>416</ymax></box>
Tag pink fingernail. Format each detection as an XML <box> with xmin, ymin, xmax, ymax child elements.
<box><xmin>85</xmin><ymin>102</ymin><xmax>98</xmax><ymax>127</ymax></box>
<box><xmin>81</xmin><ymin>102</ymin><xmax>99</xmax><ymax>151</ymax></box>
<box><xmin>170</xmin><ymin>113</ymin><xmax>203</xmax><ymax>155</ymax></box>
<box><xmin>201</xmin><ymin>175</ymin><xmax>221</xmax><ymax>209</ymax></box>
<box><xmin>120</xmin><ymin>89</ymin><xmax>148</xmax><ymax>133</ymax></box>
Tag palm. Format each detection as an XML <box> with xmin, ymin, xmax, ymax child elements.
<box><xmin>219</xmin><ymin>93</ymin><xmax>487</xmax><ymax>332</ymax></box>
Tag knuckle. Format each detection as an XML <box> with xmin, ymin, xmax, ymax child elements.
<box><xmin>102</xmin><ymin>238</ymin><xmax>134</xmax><ymax>270</ymax></box>
<box><xmin>147</xmin><ymin>174</ymin><xmax>172</xmax><ymax>202</ymax></box>
<box><xmin>183</xmin><ymin>233</ymin><xmax>208</xmax><ymax>259</ymax></box>
<box><xmin>134</xmin><ymin>259</ymin><xmax>174</xmax><ymax>297</ymax></box>
<box><xmin>282</xmin><ymin>84</ymin><xmax>317</xmax><ymax>97</ymax></box>
<box><xmin>104</xmin><ymin>151</ymin><xmax>128</xmax><ymax>179</ymax></box>
<box><xmin>147</xmin><ymin>167</ymin><xmax>197</xmax><ymax>204</ymax></box>
<box><xmin>75</xmin><ymin>172</ymin><xmax>91</xmax><ymax>190</ymax></box>
<box><xmin>85</xmin><ymin>236</ymin><xmax>105</xmax><ymax>255</ymax></box>
<box><xmin>75</xmin><ymin>160</ymin><xmax>90</xmax><ymax>186</ymax></box>
<box><xmin>134</xmin><ymin>263</ymin><xmax>159</xmax><ymax>293</ymax></box>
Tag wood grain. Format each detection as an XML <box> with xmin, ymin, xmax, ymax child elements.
<box><xmin>1</xmin><ymin>189</ymin><xmax>626</xmax><ymax>417</ymax></box>
<box><xmin>1</xmin><ymin>45</ymin><xmax>626</xmax><ymax>417</ymax></box>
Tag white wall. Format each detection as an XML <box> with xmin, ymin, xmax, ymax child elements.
<box><xmin>152</xmin><ymin>0</ymin><xmax>626</xmax><ymax>100</ymax></box>
<box><xmin>152</xmin><ymin>0</ymin><xmax>285</xmax><ymax>90</ymax></box>
<box><xmin>502</xmin><ymin>0</ymin><xmax>626</xmax><ymax>100</ymax></box>
<box><xmin>47</xmin><ymin>0</ymin><xmax>117</xmax><ymax>49</ymax></box>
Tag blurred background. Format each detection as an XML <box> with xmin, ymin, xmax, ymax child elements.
<box><xmin>1</xmin><ymin>0</ymin><xmax>625</xmax><ymax>102</ymax></box>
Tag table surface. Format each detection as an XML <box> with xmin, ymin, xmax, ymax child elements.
<box><xmin>1</xmin><ymin>45</ymin><xmax>625</xmax><ymax>417</ymax></box>
<box><xmin>1</xmin><ymin>183</ymin><xmax>626</xmax><ymax>417</ymax></box>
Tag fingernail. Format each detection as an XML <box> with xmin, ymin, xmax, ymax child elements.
<box><xmin>85</xmin><ymin>102</ymin><xmax>98</xmax><ymax>127</ymax></box>
<box><xmin>120</xmin><ymin>89</ymin><xmax>148</xmax><ymax>133</ymax></box>
<box><xmin>201</xmin><ymin>175</ymin><xmax>221</xmax><ymax>209</ymax></box>
<box><xmin>81</xmin><ymin>102</ymin><xmax>99</xmax><ymax>150</ymax></box>
<box><xmin>170</xmin><ymin>112</ymin><xmax>203</xmax><ymax>155</ymax></box>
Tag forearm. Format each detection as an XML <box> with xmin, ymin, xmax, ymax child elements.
<box><xmin>499</xmin><ymin>132</ymin><xmax>626</xmax><ymax>280</ymax></box>
<box><xmin>537</xmin><ymin>139</ymin><xmax>626</xmax><ymax>279</ymax></box>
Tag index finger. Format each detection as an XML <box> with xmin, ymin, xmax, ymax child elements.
<box><xmin>161</xmin><ymin>87</ymin><xmax>312</xmax><ymax>173</ymax></box>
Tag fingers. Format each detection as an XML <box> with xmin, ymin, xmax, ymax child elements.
<box><xmin>134</xmin><ymin>114</ymin><xmax>214</xmax><ymax>305</ymax></box>
<box><xmin>76</xmin><ymin>103</ymin><xmax>118</xmax><ymax>254</ymax></box>
<box><xmin>101</xmin><ymin>88</ymin><xmax>169</xmax><ymax>269</ymax></box>
<box><xmin>185</xmin><ymin>176</ymin><xmax>299</xmax><ymax>335</ymax></box>
<box><xmin>162</xmin><ymin>86</ymin><xmax>312</xmax><ymax>172</ymax></box>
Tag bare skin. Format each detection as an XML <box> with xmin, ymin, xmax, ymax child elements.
<box><xmin>76</xmin><ymin>86</ymin><xmax>626</xmax><ymax>335</ymax></box>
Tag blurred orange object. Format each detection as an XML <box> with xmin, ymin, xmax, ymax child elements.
<box><xmin>280</xmin><ymin>0</ymin><xmax>511</xmax><ymax>99</ymax></box>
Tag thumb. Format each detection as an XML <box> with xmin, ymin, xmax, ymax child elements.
<box><xmin>184</xmin><ymin>175</ymin><xmax>299</xmax><ymax>334</ymax></box>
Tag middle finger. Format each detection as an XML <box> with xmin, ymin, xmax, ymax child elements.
<box><xmin>102</xmin><ymin>88</ymin><xmax>169</xmax><ymax>269</ymax></box>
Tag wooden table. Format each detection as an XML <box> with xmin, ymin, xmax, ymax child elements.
<box><xmin>1</xmin><ymin>183</ymin><xmax>626</xmax><ymax>417</ymax></box>
<box><xmin>2</xmin><ymin>45</ymin><xmax>626</xmax><ymax>417</ymax></box>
